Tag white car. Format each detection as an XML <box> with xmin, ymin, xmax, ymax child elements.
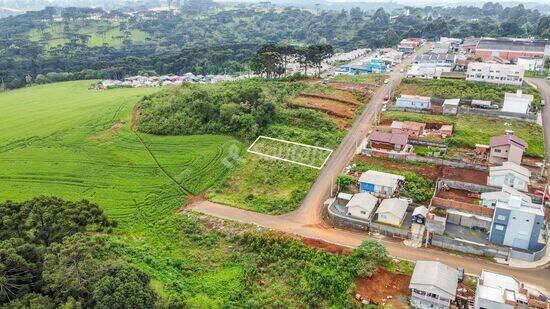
<box><xmin>383</xmin><ymin>79</ymin><xmax>389</xmax><ymax>84</ymax></box>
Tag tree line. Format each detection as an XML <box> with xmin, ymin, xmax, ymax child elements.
<box><xmin>250</xmin><ymin>43</ymin><xmax>334</xmax><ymax>79</ymax></box>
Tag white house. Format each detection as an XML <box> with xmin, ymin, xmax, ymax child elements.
<box><xmin>517</xmin><ymin>57</ymin><xmax>544</xmax><ymax>72</ymax></box>
<box><xmin>442</xmin><ymin>98</ymin><xmax>460</xmax><ymax>115</ymax></box>
<box><xmin>487</xmin><ymin>161</ymin><xmax>531</xmax><ymax>192</ymax></box>
<box><xmin>480</xmin><ymin>185</ymin><xmax>531</xmax><ymax>208</ymax></box>
<box><xmin>375</xmin><ymin>198</ymin><xmax>408</xmax><ymax>226</ymax></box>
<box><xmin>466</xmin><ymin>62</ymin><xmax>524</xmax><ymax>86</ymax></box>
<box><xmin>359</xmin><ymin>170</ymin><xmax>405</xmax><ymax>198</ymax></box>
<box><xmin>501</xmin><ymin>90</ymin><xmax>533</xmax><ymax>115</ymax></box>
<box><xmin>346</xmin><ymin>192</ymin><xmax>378</xmax><ymax>221</ymax></box>
<box><xmin>474</xmin><ymin>270</ymin><xmax>529</xmax><ymax>309</ymax></box>
<box><xmin>409</xmin><ymin>261</ymin><xmax>459</xmax><ymax>309</ymax></box>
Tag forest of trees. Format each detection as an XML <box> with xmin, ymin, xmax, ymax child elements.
<box><xmin>0</xmin><ymin>2</ymin><xmax>548</xmax><ymax>89</ymax></box>
<box><xmin>0</xmin><ymin>197</ymin><xmax>157</xmax><ymax>308</ymax></box>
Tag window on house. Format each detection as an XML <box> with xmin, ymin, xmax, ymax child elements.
<box><xmin>360</xmin><ymin>211</ymin><xmax>366</xmax><ymax>215</ymax></box>
<box><xmin>497</xmin><ymin>215</ymin><xmax>506</xmax><ymax>221</ymax></box>
<box><xmin>494</xmin><ymin>149</ymin><xmax>501</xmax><ymax>153</ymax></box>
<box><xmin>495</xmin><ymin>224</ymin><xmax>504</xmax><ymax>231</ymax></box>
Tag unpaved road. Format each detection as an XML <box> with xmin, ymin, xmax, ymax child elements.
<box><xmin>189</xmin><ymin>200</ymin><xmax>550</xmax><ymax>293</ymax></box>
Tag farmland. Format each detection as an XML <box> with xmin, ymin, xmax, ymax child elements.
<box><xmin>381</xmin><ymin>111</ymin><xmax>546</xmax><ymax>158</ymax></box>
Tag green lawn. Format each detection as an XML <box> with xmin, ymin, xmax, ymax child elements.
<box><xmin>382</xmin><ymin>111</ymin><xmax>545</xmax><ymax>158</ymax></box>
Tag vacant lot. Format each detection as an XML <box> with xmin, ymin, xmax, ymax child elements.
<box><xmin>397</xmin><ymin>78</ymin><xmax>542</xmax><ymax>106</ymax></box>
<box><xmin>382</xmin><ymin>111</ymin><xmax>545</xmax><ymax>158</ymax></box>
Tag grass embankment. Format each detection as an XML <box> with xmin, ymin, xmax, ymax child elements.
<box><xmin>397</xmin><ymin>78</ymin><xmax>542</xmax><ymax>107</ymax></box>
<box><xmin>331</xmin><ymin>73</ymin><xmax>388</xmax><ymax>84</ymax></box>
<box><xmin>382</xmin><ymin>111</ymin><xmax>545</xmax><ymax>158</ymax></box>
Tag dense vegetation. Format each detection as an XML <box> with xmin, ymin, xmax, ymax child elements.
<box><xmin>0</xmin><ymin>196</ymin><xmax>158</xmax><ymax>308</ymax></box>
<box><xmin>382</xmin><ymin>111</ymin><xmax>546</xmax><ymax>158</ymax></box>
<box><xmin>397</xmin><ymin>78</ymin><xmax>542</xmax><ymax>107</ymax></box>
<box><xmin>1</xmin><ymin>2</ymin><xmax>548</xmax><ymax>89</ymax></box>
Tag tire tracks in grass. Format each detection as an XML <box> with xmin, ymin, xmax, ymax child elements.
<box><xmin>130</xmin><ymin>105</ymin><xmax>193</xmax><ymax>197</ymax></box>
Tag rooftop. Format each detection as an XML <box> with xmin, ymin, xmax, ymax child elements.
<box><xmin>347</xmin><ymin>192</ymin><xmax>378</xmax><ymax>212</ymax></box>
<box><xmin>376</xmin><ymin>198</ymin><xmax>408</xmax><ymax>219</ymax></box>
<box><xmin>409</xmin><ymin>261</ymin><xmax>459</xmax><ymax>297</ymax></box>
<box><xmin>489</xmin><ymin>161</ymin><xmax>531</xmax><ymax>180</ymax></box>
<box><xmin>489</xmin><ymin>134</ymin><xmax>528</xmax><ymax>149</ymax></box>
<box><xmin>477</xmin><ymin>270</ymin><xmax>527</xmax><ymax>305</ymax></box>
<box><xmin>359</xmin><ymin>170</ymin><xmax>405</xmax><ymax>188</ymax></box>
<box><xmin>477</xmin><ymin>38</ymin><xmax>548</xmax><ymax>53</ymax></box>
<box><xmin>399</xmin><ymin>94</ymin><xmax>431</xmax><ymax>101</ymax></box>
<box><xmin>443</xmin><ymin>98</ymin><xmax>460</xmax><ymax>106</ymax></box>
<box><xmin>414</xmin><ymin>53</ymin><xmax>455</xmax><ymax>63</ymax></box>
<box><xmin>369</xmin><ymin>131</ymin><xmax>409</xmax><ymax>146</ymax></box>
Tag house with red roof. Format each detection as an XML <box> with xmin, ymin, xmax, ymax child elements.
<box><xmin>489</xmin><ymin>133</ymin><xmax>527</xmax><ymax>165</ymax></box>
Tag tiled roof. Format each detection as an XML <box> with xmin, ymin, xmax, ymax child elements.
<box><xmin>489</xmin><ymin>135</ymin><xmax>527</xmax><ymax>149</ymax></box>
<box><xmin>369</xmin><ymin>131</ymin><xmax>409</xmax><ymax>146</ymax></box>
<box><xmin>477</xmin><ymin>39</ymin><xmax>548</xmax><ymax>53</ymax></box>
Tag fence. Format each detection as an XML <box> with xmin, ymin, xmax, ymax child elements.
<box><xmin>430</xmin><ymin>234</ymin><xmax>511</xmax><ymax>260</ymax></box>
<box><xmin>408</xmin><ymin>138</ymin><xmax>448</xmax><ymax>148</ymax></box>
<box><xmin>406</xmin><ymin>156</ymin><xmax>488</xmax><ymax>171</ymax></box>
<box><xmin>510</xmin><ymin>244</ymin><xmax>548</xmax><ymax>262</ymax></box>
<box><xmin>439</xmin><ymin>179</ymin><xmax>544</xmax><ymax>204</ymax></box>
<box><xmin>458</xmin><ymin>106</ymin><xmax>537</xmax><ymax>122</ymax></box>
<box><xmin>432</xmin><ymin>197</ymin><xmax>494</xmax><ymax>216</ymax></box>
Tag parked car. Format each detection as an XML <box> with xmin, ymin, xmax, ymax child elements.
<box><xmin>383</xmin><ymin>79</ymin><xmax>389</xmax><ymax>84</ymax></box>
<box><xmin>541</xmin><ymin>100</ymin><xmax>546</xmax><ymax>107</ymax></box>
<box><xmin>383</xmin><ymin>94</ymin><xmax>390</xmax><ymax>101</ymax></box>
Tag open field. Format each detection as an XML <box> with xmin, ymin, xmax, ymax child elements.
<box><xmin>28</xmin><ymin>21</ymin><xmax>149</xmax><ymax>49</ymax></box>
<box><xmin>381</xmin><ymin>111</ymin><xmax>546</xmax><ymax>158</ymax></box>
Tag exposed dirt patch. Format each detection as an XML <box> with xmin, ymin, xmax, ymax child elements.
<box><xmin>290</xmin><ymin>96</ymin><xmax>356</xmax><ymax>119</ymax></box>
<box><xmin>300</xmin><ymin>237</ymin><xmax>351</xmax><ymax>255</ymax></box>
<box><xmin>437</xmin><ymin>188</ymin><xmax>480</xmax><ymax>203</ymax></box>
<box><xmin>355</xmin><ymin>267</ymin><xmax>411</xmax><ymax>308</ymax></box>
<box><xmin>439</xmin><ymin>165</ymin><xmax>488</xmax><ymax>185</ymax></box>
<box><xmin>91</xmin><ymin>121</ymin><xmax>123</xmax><ymax>141</ymax></box>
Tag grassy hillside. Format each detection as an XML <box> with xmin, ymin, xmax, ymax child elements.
<box><xmin>0</xmin><ymin>81</ymin><xmax>379</xmax><ymax>307</ymax></box>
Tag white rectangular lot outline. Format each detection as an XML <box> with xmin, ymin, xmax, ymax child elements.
<box><xmin>247</xmin><ymin>136</ymin><xmax>333</xmax><ymax>170</ymax></box>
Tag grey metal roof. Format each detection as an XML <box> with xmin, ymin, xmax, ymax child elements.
<box><xmin>409</xmin><ymin>261</ymin><xmax>458</xmax><ymax>297</ymax></box>
<box><xmin>414</xmin><ymin>53</ymin><xmax>454</xmax><ymax>62</ymax></box>
<box><xmin>477</xmin><ymin>39</ymin><xmax>548</xmax><ymax>53</ymax></box>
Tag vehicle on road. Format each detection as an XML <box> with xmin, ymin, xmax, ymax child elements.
<box><xmin>541</xmin><ymin>100</ymin><xmax>545</xmax><ymax>107</ymax></box>
<box><xmin>382</xmin><ymin>104</ymin><xmax>387</xmax><ymax>112</ymax></box>
<box><xmin>384</xmin><ymin>94</ymin><xmax>390</xmax><ymax>101</ymax></box>
<box><xmin>384</xmin><ymin>79</ymin><xmax>389</xmax><ymax>84</ymax></box>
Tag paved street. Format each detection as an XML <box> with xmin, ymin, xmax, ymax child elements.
<box><xmin>528</xmin><ymin>78</ymin><xmax>550</xmax><ymax>160</ymax></box>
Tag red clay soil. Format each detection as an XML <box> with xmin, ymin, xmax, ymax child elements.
<box><xmin>439</xmin><ymin>166</ymin><xmax>488</xmax><ymax>185</ymax></box>
<box><xmin>437</xmin><ymin>188</ymin><xmax>480</xmax><ymax>204</ymax></box>
<box><xmin>355</xmin><ymin>267</ymin><xmax>411</xmax><ymax>309</ymax></box>
<box><xmin>300</xmin><ymin>237</ymin><xmax>351</xmax><ymax>255</ymax></box>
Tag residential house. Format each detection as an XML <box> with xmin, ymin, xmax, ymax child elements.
<box><xmin>489</xmin><ymin>133</ymin><xmax>527</xmax><ymax>165</ymax></box>
<box><xmin>489</xmin><ymin>193</ymin><xmax>544</xmax><ymax>251</ymax></box>
<box><xmin>432</xmin><ymin>42</ymin><xmax>451</xmax><ymax>54</ymax></box>
<box><xmin>375</xmin><ymin>198</ymin><xmax>408</xmax><ymax>226</ymax></box>
<box><xmin>400</xmin><ymin>38</ymin><xmax>422</xmax><ymax>48</ymax></box>
<box><xmin>398</xmin><ymin>45</ymin><xmax>415</xmax><ymax>54</ymax></box>
<box><xmin>368</xmin><ymin>131</ymin><xmax>409</xmax><ymax>152</ymax></box>
<box><xmin>359</xmin><ymin>170</ymin><xmax>405</xmax><ymax>198</ymax></box>
<box><xmin>390</xmin><ymin>121</ymin><xmax>426</xmax><ymax>137</ymax></box>
<box><xmin>437</xmin><ymin>125</ymin><xmax>454</xmax><ymax>138</ymax></box>
<box><xmin>346</xmin><ymin>192</ymin><xmax>379</xmax><ymax>221</ymax></box>
<box><xmin>406</xmin><ymin>65</ymin><xmax>451</xmax><ymax>79</ymax></box>
<box><xmin>442</xmin><ymin>99</ymin><xmax>460</xmax><ymax>115</ymax></box>
<box><xmin>409</xmin><ymin>260</ymin><xmax>458</xmax><ymax>309</ymax></box>
<box><xmin>474</xmin><ymin>270</ymin><xmax>529</xmax><ymax>309</ymax></box>
<box><xmin>517</xmin><ymin>57</ymin><xmax>545</xmax><ymax>72</ymax></box>
<box><xmin>413</xmin><ymin>53</ymin><xmax>455</xmax><ymax>68</ymax></box>
<box><xmin>481</xmin><ymin>185</ymin><xmax>531</xmax><ymax>208</ymax></box>
<box><xmin>460</xmin><ymin>38</ymin><xmax>479</xmax><ymax>53</ymax></box>
<box><xmin>488</xmin><ymin>161</ymin><xmax>531</xmax><ymax>192</ymax></box>
<box><xmin>501</xmin><ymin>90</ymin><xmax>534</xmax><ymax>115</ymax></box>
<box><xmin>335</xmin><ymin>65</ymin><xmax>369</xmax><ymax>75</ymax></box>
<box><xmin>466</xmin><ymin>62</ymin><xmax>525</xmax><ymax>86</ymax></box>
<box><xmin>396</xmin><ymin>95</ymin><xmax>431</xmax><ymax>109</ymax></box>
<box><xmin>412</xmin><ymin>206</ymin><xmax>429</xmax><ymax>224</ymax></box>
<box><xmin>474</xmin><ymin>38</ymin><xmax>550</xmax><ymax>62</ymax></box>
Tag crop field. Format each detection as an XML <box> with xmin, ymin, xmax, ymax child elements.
<box><xmin>381</xmin><ymin>111</ymin><xmax>546</xmax><ymax>158</ymax></box>
<box><xmin>0</xmin><ymin>81</ymin><xmax>258</xmax><ymax>302</ymax></box>
<box><xmin>248</xmin><ymin>136</ymin><xmax>332</xmax><ymax>169</ymax></box>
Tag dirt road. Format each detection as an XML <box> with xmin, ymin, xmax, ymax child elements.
<box><xmin>188</xmin><ymin>200</ymin><xmax>550</xmax><ymax>293</ymax></box>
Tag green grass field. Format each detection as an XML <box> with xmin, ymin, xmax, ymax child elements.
<box><xmin>382</xmin><ymin>111</ymin><xmax>545</xmax><ymax>158</ymax></box>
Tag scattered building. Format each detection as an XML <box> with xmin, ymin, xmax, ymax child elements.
<box><xmin>406</xmin><ymin>65</ymin><xmax>451</xmax><ymax>79</ymax></box>
<box><xmin>488</xmin><ymin>161</ymin><xmax>531</xmax><ymax>192</ymax></box>
<box><xmin>359</xmin><ymin>170</ymin><xmax>405</xmax><ymax>198</ymax></box>
<box><xmin>489</xmin><ymin>133</ymin><xmax>527</xmax><ymax>165</ymax></box>
<box><xmin>471</xmin><ymin>99</ymin><xmax>494</xmax><ymax>109</ymax></box>
<box><xmin>474</xmin><ymin>270</ymin><xmax>529</xmax><ymax>309</ymax></box>
<box><xmin>442</xmin><ymin>98</ymin><xmax>460</xmax><ymax>115</ymax></box>
<box><xmin>412</xmin><ymin>206</ymin><xmax>429</xmax><ymax>224</ymax></box>
<box><xmin>336</xmin><ymin>59</ymin><xmax>389</xmax><ymax>75</ymax></box>
<box><xmin>409</xmin><ymin>261</ymin><xmax>459</xmax><ymax>309</ymax></box>
<box><xmin>345</xmin><ymin>192</ymin><xmax>379</xmax><ymax>221</ymax></box>
<box><xmin>413</xmin><ymin>53</ymin><xmax>455</xmax><ymax>68</ymax></box>
<box><xmin>437</xmin><ymin>125</ymin><xmax>454</xmax><ymax>138</ymax></box>
<box><xmin>375</xmin><ymin>198</ymin><xmax>409</xmax><ymax>226</ymax></box>
<box><xmin>460</xmin><ymin>38</ymin><xmax>479</xmax><ymax>53</ymax></box>
<box><xmin>98</xmin><ymin>73</ymin><xmax>236</xmax><ymax>89</ymax></box>
<box><xmin>395</xmin><ymin>95</ymin><xmax>432</xmax><ymax>109</ymax></box>
<box><xmin>466</xmin><ymin>62</ymin><xmax>524</xmax><ymax>86</ymax></box>
<box><xmin>474</xmin><ymin>38</ymin><xmax>550</xmax><ymax>62</ymax></box>
<box><xmin>489</xmin><ymin>193</ymin><xmax>545</xmax><ymax>251</ymax></box>
<box><xmin>390</xmin><ymin>121</ymin><xmax>426</xmax><ymax>137</ymax></box>
<box><xmin>501</xmin><ymin>90</ymin><xmax>534</xmax><ymax>115</ymax></box>
<box><xmin>368</xmin><ymin>131</ymin><xmax>410</xmax><ymax>152</ymax></box>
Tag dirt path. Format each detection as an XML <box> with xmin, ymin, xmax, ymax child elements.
<box><xmin>187</xmin><ymin>199</ymin><xmax>550</xmax><ymax>294</ymax></box>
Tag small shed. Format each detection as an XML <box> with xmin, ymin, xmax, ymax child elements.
<box><xmin>412</xmin><ymin>206</ymin><xmax>429</xmax><ymax>224</ymax></box>
<box><xmin>375</xmin><ymin>198</ymin><xmax>409</xmax><ymax>226</ymax></box>
<box><xmin>346</xmin><ymin>192</ymin><xmax>379</xmax><ymax>221</ymax></box>
<box><xmin>442</xmin><ymin>99</ymin><xmax>460</xmax><ymax>115</ymax></box>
